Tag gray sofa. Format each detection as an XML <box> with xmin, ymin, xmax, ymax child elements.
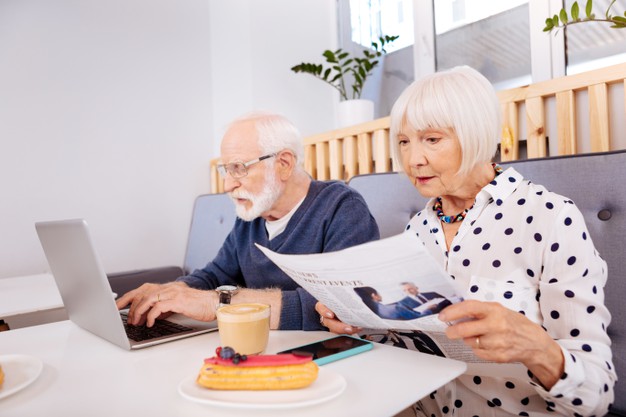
<box><xmin>348</xmin><ymin>149</ymin><xmax>626</xmax><ymax>416</ymax></box>
<box><xmin>108</xmin><ymin>150</ymin><xmax>624</xmax><ymax>414</ymax></box>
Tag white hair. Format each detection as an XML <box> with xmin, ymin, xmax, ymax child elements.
<box><xmin>389</xmin><ymin>66</ymin><xmax>501</xmax><ymax>175</ymax></box>
<box><xmin>228</xmin><ymin>111</ymin><xmax>304</xmax><ymax>170</ymax></box>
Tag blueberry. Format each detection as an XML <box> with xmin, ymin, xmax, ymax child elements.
<box><xmin>220</xmin><ymin>346</ymin><xmax>236</xmax><ymax>359</ymax></box>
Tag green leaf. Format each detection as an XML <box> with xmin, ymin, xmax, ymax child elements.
<box><xmin>323</xmin><ymin>68</ymin><xmax>331</xmax><ymax>80</ymax></box>
<box><xmin>571</xmin><ymin>2</ymin><xmax>580</xmax><ymax>20</ymax></box>
<box><xmin>610</xmin><ymin>17</ymin><xmax>626</xmax><ymax>27</ymax></box>
<box><xmin>385</xmin><ymin>35</ymin><xmax>399</xmax><ymax>43</ymax></box>
<box><xmin>585</xmin><ymin>0</ymin><xmax>593</xmax><ymax>18</ymax></box>
<box><xmin>543</xmin><ymin>17</ymin><xmax>554</xmax><ymax>31</ymax></box>
<box><xmin>322</xmin><ymin>50</ymin><xmax>336</xmax><ymax>62</ymax></box>
<box><xmin>560</xmin><ymin>9</ymin><xmax>569</xmax><ymax>24</ymax></box>
<box><xmin>337</xmin><ymin>52</ymin><xmax>349</xmax><ymax>60</ymax></box>
<box><xmin>607</xmin><ymin>0</ymin><xmax>617</xmax><ymax>19</ymax></box>
<box><xmin>341</xmin><ymin>58</ymin><xmax>354</xmax><ymax>67</ymax></box>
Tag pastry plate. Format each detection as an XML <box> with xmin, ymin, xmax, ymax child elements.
<box><xmin>178</xmin><ymin>367</ymin><xmax>347</xmax><ymax>409</ymax></box>
<box><xmin>0</xmin><ymin>354</ymin><xmax>44</xmax><ymax>400</ymax></box>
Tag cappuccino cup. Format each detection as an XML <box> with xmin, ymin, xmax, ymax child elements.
<box><xmin>216</xmin><ymin>303</ymin><xmax>270</xmax><ymax>355</ymax></box>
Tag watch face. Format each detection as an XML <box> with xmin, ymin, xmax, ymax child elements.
<box><xmin>216</xmin><ymin>285</ymin><xmax>238</xmax><ymax>292</ymax></box>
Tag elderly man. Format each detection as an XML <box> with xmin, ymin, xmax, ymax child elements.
<box><xmin>116</xmin><ymin>112</ymin><xmax>379</xmax><ymax>330</ymax></box>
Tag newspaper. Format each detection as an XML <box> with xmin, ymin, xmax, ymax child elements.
<box><xmin>257</xmin><ymin>232</ymin><xmax>527</xmax><ymax>376</ymax></box>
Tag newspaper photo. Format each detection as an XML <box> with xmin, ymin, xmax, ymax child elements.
<box><xmin>257</xmin><ymin>232</ymin><xmax>527</xmax><ymax>376</ymax></box>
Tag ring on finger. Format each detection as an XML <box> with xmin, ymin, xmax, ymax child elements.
<box><xmin>475</xmin><ymin>336</ymin><xmax>481</xmax><ymax>348</ymax></box>
<box><xmin>319</xmin><ymin>315</ymin><xmax>325</xmax><ymax>326</ymax></box>
<box><xmin>157</xmin><ymin>293</ymin><xmax>161</xmax><ymax>303</ymax></box>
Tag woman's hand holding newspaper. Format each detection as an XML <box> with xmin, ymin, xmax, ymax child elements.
<box><xmin>316</xmin><ymin>302</ymin><xmax>362</xmax><ymax>335</ymax></box>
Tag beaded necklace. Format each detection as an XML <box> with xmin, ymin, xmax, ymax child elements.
<box><xmin>433</xmin><ymin>163</ymin><xmax>503</xmax><ymax>224</ymax></box>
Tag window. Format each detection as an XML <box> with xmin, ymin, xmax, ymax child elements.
<box><xmin>349</xmin><ymin>0</ymin><xmax>414</xmax><ymax>52</ymax></box>
<box><xmin>433</xmin><ymin>0</ymin><xmax>531</xmax><ymax>89</ymax></box>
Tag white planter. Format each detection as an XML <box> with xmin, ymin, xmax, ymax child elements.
<box><xmin>337</xmin><ymin>99</ymin><xmax>374</xmax><ymax>128</ymax></box>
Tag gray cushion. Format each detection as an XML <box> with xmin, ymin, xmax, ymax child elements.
<box><xmin>349</xmin><ymin>172</ymin><xmax>429</xmax><ymax>239</ymax></box>
<box><xmin>348</xmin><ymin>150</ymin><xmax>626</xmax><ymax>416</ymax></box>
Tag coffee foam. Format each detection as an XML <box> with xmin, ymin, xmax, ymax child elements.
<box><xmin>216</xmin><ymin>303</ymin><xmax>270</xmax><ymax>323</ymax></box>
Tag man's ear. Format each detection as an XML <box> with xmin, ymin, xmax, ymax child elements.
<box><xmin>275</xmin><ymin>150</ymin><xmax>296</xmax><ymax>180</ymax></box>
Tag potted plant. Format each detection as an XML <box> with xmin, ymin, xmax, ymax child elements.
<box><xmin>543</xmin><ymin>0</ymin><xmax>626</xmax><ymax>32</ymax></box>
<box><xmin>291</xmin><ymin>35</ymin><xmax>398</xmax><ymax>127</ymax></box>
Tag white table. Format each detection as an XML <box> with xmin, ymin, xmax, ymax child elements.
<box><xmin>0</xmin><ymin>321</ymin><xmax>466</xmax><ymax>417</ymax></box>
<box><xmin>0</xmin><ymin>274</ymin><xmax>67</xmax><ymax>329</ymax></box>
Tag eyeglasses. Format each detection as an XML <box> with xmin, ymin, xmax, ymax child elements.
<box><xmin>217</xmin><ymin>153</ymin><xmax>278</xmax><ymax>179</ymax></box>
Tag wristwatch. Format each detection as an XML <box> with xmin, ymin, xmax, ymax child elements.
<box><xmin>215</xmin><ymin>285</ymin><xmax>239</xmax><ymax>308</ymax></box>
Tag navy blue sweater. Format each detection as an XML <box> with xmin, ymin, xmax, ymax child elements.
<box><xmin>178</xmin><ymin>180</ymin><xmax>380</xmax><ymax>330</ymax></box>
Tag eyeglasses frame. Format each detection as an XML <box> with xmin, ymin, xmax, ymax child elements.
<box><xmin>216</xmin><ymin>152</ymin><xmax>278</xmax><ymax>179</ymax></box>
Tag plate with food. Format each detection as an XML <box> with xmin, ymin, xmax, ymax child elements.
<box><xmin>178</xmin><ymin>348</ymin><xmax>347</xmax><ymax>409</ymax></box>
<box><xmin>0</xmin><ymin>354</ymin><xmax>43</xmax><ymax>400</ymax></box>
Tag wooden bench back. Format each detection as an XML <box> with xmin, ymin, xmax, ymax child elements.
<box><xmin>210</xmin><ymin>62</ymin><xmax>626</xmax><ymax>193</ymax></box>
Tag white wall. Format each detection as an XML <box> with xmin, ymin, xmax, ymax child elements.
<box><xmin>0</xmin><ymin>0</ymin><xmax>337</xmax><ymax>279</ymax></box>
<box><xmin>207</xmin><ymin>0</ymin><xmax>337</xmax><ymax>155</ymax></box>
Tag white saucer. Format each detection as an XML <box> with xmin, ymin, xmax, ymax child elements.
<box><xmin>0</xmin><ymin>354</ymin><xmax>43</xmax><ymax>400</ymax></box>
<box><xmin>178</xmin><ymin>367</ymin><xmax>346</xmax><ymax>409</ymax></box>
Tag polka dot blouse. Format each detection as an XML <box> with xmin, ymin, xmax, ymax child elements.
<box><xmin>405</xmin><ymin>167</ymin><xmax>616</xmax><ymax>416</ymax></box>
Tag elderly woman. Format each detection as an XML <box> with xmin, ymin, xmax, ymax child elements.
<box><xmin>317</xmin><ymin>66</ymin><xmax>615</xmax><ymax>416</ymax></box>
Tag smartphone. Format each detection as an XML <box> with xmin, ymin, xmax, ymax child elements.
<box><xmin>278</xmin><ymin>335</ymin><xmax>373</xmax><ymax>365</ymax></box>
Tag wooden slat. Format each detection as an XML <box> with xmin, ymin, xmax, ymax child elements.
<box><xmin>588</xmin><ymin>83</ymin><xmax>610</xmax><ymax>152</ymax></box>
<box><xmin>357</xmin><ymin>133</ymin><xmax>373</xmax><ymax>174</ymax></box>
<box><xmin>500</xmin><ymin>102</ymin><xmax>519</xmax><ymax>161</ymax></box>
<box><xmin>315</xmin><ymin>142</ymin><xmax>330</xmax><ymax>180</ymax></box>
<box><xmin>373</xmin><ymin>129</ymin><xmax>391</xmax><ymax>173</ymax></box>
<box><xmin>555</xmin><ymin>90</ymin><xmax>577</xmax><ymax>155</ymax></box>
<box><xmin>344</xmin><ymin>136</ymin><xmax>358</xmax><ymax>180</ymax></box>
<box><xmin>525</xmin><ymin>97</ymin><xmax>547</xmax><ymax>158</ymax></box>
<box><xmin>210</xmin><ymin>162</ymin><xmax>224</xmax><ymax>194</ymax></box>
<box><xmin>304</xmin><ymin>144</ymin><xmax>316</xmax><ymax>179</ymax></box>
<box><xmin>328</xmin><ymin>138</ymin><xmax>343</xmax><ymax>180</ymax></box>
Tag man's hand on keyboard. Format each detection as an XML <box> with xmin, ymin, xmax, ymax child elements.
<box><xmin>115</xmin><ymin>281</ymin><xmax>218</xmax><ymax>327</ymax></box>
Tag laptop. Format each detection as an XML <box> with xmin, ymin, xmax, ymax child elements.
<box><xmin>35</xmin><ymin>218</ymin><xmax>217</xmax><ymax>350</ymax></box>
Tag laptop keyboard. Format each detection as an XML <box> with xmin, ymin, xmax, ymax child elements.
<box><xmin>120</xmin><ymin>313</ymin><xmax>194</xmax><ymax>342</ymax></box>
